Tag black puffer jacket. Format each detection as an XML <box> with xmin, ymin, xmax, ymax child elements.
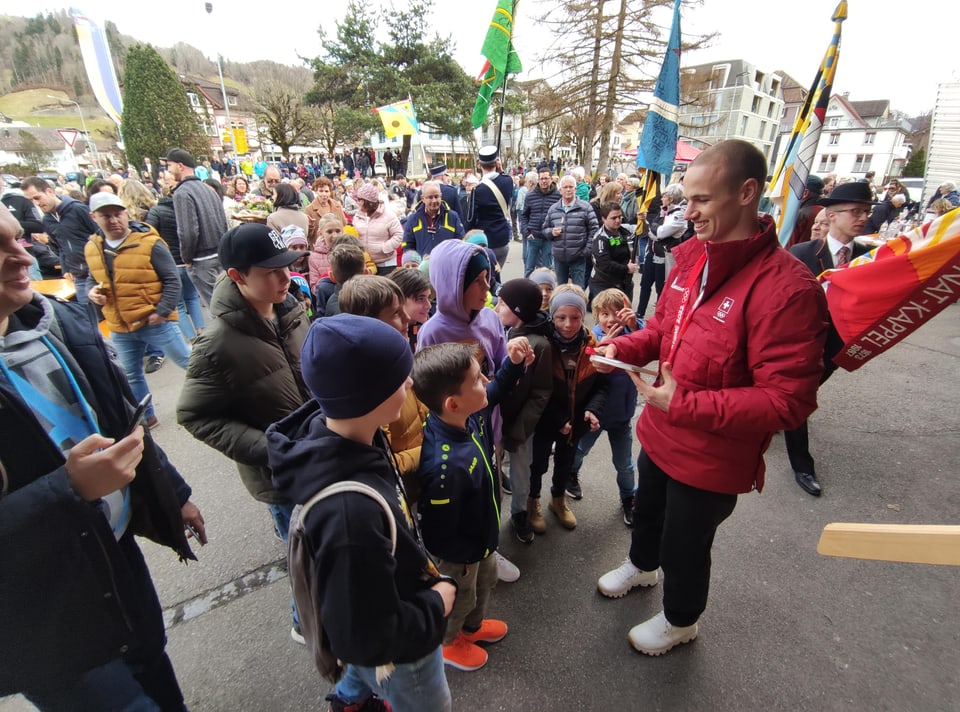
<box><xmin>520</xmin><ymin>184</ymin><xmax>561</xmax><ymax>240</ymax></box>
<box><xmin>145</xmin><ymin>196</ymin><xmax>184</xmax><ymax>265</ymax></box>
<box><xmin>177</xmin><ymin>277</ymin><xmax>311</xmax><ymax>503</ymax></box>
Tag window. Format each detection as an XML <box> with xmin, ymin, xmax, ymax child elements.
<box><xmin>864</xmin><ymin>132</ymin><xmax>876</xmax><ymax>145</ymax></box>
<box><xmin>770</xmin><ymin>123</ymin><xmax>777</xmax><ymax>141</ymax></box>
<box><xmin>767</xmin><ymin>102</ymin><xmax>774</xmax><ymax>118</ymax></box>
<box><xmin>818</xmin><ymin>155</ymin><xmax>829</xmax><ymax>172</ymax></box>
<box><xmin>829</xmin><ymin>133</ymin><xmax>840</xmax><ymax>145</ymax></box>
<box><xmin>187</xmin><ymin>92</ymin><xmax>200</xmax><ymax>107</ymax></box>
<box><xmin>819</xmin><ymin>154</ymin><xmax>838</xmax><ymax>171</ymax></box>
<box><xmin>828</xmin><ymin>116</ymin><xmax>839</xmax><ymax>128</ymax></box>
<box><xmin>740</xmin><ymin>115</ymin><xmax>749</xmax><ymax>134</ymax></box>
<box><xmin>852</xmin><ymin>154</ymin><xmax>872</xmax><ymax>172</ymax></box>
<box><xmin>227</xmin><ymin>95</ymin><xmax>238</xmax><ymax>106</ymax></box>
<box><xmin>751</xmin><ymin>96</ymin><xmax>761</xmax><ymax>113</ymax></box>
<box><xmin>827</xmin><ymin>154</ymin><xmax>837</xmax><ymax>171</ymax></box>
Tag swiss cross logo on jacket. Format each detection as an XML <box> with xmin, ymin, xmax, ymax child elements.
<box><xmin>714</xmin><ymin>296</ymin><xmax>735</xmax><ymax>323</ymax></box>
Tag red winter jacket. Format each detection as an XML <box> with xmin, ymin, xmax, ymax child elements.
<box><xmin>612</xmin><ymin>216</ymin><xmax>828</xmax><ymax>494</ymax></box>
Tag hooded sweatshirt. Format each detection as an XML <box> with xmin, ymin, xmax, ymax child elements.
<box><xmin>267</xmin><ymin>402</ymin><xmax>447</xmax><ymax>666</ymax></box>
<box><xmin>416</xmin><ymin>239</ymin><xmax>507</xmax><ymax>374</ymax></box>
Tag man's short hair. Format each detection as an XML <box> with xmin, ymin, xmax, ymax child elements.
<box><xmin>20</xmin><ymin>177</ymin><xmax>54</xmax><ymax>194</ymax></box>
<box><xmin>693</xmin><ymin>140</ymin><xmax>766</xmax><ymax>198</ymax></box>
<box><xmin>330</xmin><ymin>243</ymin><xmax>366</xmax><ymax>284</ymax></box>
<box><xmin>559</xmin><ymin>175</ymin><xmax>576</xmax><ymax>189</ymax></box>
<box><xmin>339</xmin><ymin>275</ymin><xmax>403</xmax><ymax>318</ymax></box>
<box><xmin>599</xmin><ymin>201</ymin><xmax>622</xmax><ymax>219</ymax></box>
<box><xmin>591</xmin><ymin>287</ymin><xmax>630</xmax><ymax>316</ymax></box>
<box><xmin>412</xmin><ymin>342</ymin><xmax>476</xmax><ymax>414</ymax></box>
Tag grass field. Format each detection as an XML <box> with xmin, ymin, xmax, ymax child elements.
<box><xmin>0</xmin><ymin>89</ymin><xmax>116</xmax><ymax>137</ymax></box>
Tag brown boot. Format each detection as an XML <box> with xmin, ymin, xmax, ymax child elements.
<box><xmin>527</xmin><ymin>497</ymin><xmax>547</xmax><ymax>534</ymax></box>
<box><xmin>549</xmin><ymin>495</ymin><xmax>577</xmax><ymax>530</ymax></box>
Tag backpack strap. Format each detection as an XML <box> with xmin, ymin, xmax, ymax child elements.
<box><xmin>296</xmin><ymin>481</ymin><xmax>398</xmax><ymax>555</ymax></box>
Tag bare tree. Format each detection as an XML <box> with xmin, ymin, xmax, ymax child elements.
<box><xmin>536</xmin><ymin>0</ymin><xmax>714</xmax><ymax>174</ymax></box>
<box><xmin>252</xmin><ymin>83</ymin><xmax>321</xmax><ymax>156</ymax></box>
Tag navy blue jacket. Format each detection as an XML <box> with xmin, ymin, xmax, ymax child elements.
<box><xmin>466</xmin><ymin>173</ymin><xmax>514</xmax><ymax>249</ymax></box>
<box><xmin>0</xmin><ymin>295</ymin><xmax>194</xmax><ymax>695</ymax></box>
<box><xmin>520</xmin><ymin>185</ymin><xmax>561</xmax><ymax>240</ymax></box>
<box><xmin>591</xmin><ymin>323</ymin><xmax>637</xmax><ymax>426</ymax></box>
<box><xmin>42</xmin><ymin>195</ymin><xmax>99</xmax><ymax>278</ymax></box>
<box><xmin>417</xmin><ymin>358</ymin><xmax>524</xmax><ymax>563</ymax></box>
<box><xmin>402</xmin><ymin>201</ymin><xmax>465</xmax><ymax>258</ymax></box>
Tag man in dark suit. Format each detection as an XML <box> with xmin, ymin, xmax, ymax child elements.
<box><xmin>466</xmin><ymin>145</ymin><xmax>515</xmax><ymax>268</ymax></box>
<box><xmin>787</xmin><ymin>181</ymin><xmax>873</xmax><ymax>495</ymax></box>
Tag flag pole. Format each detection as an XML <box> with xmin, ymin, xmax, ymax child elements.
<box><xmin>495</xmin><ymin>0</ymin><xmax>518</xmax><ymax>156</ymax></box>
<box><xmin>409</xmin><ymin>94</ymin><xmax>430</xmax><ymax>176</ymax></box>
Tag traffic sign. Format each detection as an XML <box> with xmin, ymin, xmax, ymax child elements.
<box><xmin>57</xmin><ymin>129</ymin><xmax>79</xmax><ymax>148</ymax></box>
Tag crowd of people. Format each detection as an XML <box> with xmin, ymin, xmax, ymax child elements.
<box><xmin>1</xmin><ymin>137</ymin><xmax>956</xmax><ymax>711</ymax></box>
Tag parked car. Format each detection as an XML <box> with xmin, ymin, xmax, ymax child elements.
<box><xmin>1</xmin><ymin>173</ymin><xmax>20</xmax><ymax>188</ymax></box>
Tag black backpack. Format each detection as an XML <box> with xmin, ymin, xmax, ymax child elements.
<box><xmin>288</xmin><ymin>480</ymin><xmax>397</xmax><ymax>682</ymax></box>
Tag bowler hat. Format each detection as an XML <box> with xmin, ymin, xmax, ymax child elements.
<box><xmin>818</xmin><ymin>181</ymin><xmax>874</xmax><ymax>206</ymax></box>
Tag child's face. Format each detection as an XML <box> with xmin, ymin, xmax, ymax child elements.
<box><xmin>378</xmin><ymin>295</ymin><xmax>409</xmax><ymax>335</ymax></box>
<box><xmin>405</xmin><ymin>289</ymin><xmax>431</xmax><ymax>325</ymax></box>
<box><xmin>596</xmin><ymin>309</ymin><xmax>621</xmax><ymax>335</ymax></box>
<box><xmin>455</xmin><ymin>358</ymin><xmax>489</xmax><ymax>416</ymax></box>
<box><xmin>539</xmin><ymin>284</ymin><xmax>553</xmax><ymax>309</ymax></box>
<box><xmin>495</xmin><ymin>298</ymin><xmax>523</xmax><ymax>329</ymax></box>
<box><xmin>320</xmin><ymin>225</ymin><xmax>342</xmax><ymax>247</ymax></box>
<box><xmin>463</xmin><ymin>269</ymin><xmax>490</xmax><ymax>312</ymax></box>
<box><xmin>553</xmin><ymin>305</ymin><xmax>583</xmax><ymax>340</ymax></box>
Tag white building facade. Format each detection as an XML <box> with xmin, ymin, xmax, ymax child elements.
<box><xmin>680</xmin><ymin>59</ymin><xmax>785</xmax><ymax>163</ymax></box>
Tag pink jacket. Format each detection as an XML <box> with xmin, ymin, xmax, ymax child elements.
<box><xmin>612</xmin><ymin>216</ymin><xmax>828</xmax><ymax>495</ymax></box>
<box><xmin>307</xmin><ymin>242</ymin><xmax>332</xmax><ymax>291</ymax></box>
<box><xmin>353</xmin><ymin>203</ymin><xmax>403</xmax><ymax>267</ymax></box>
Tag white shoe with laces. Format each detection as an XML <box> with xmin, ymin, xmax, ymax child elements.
<box><xmin>495</xmin><ymin>551</ymin><xmax>520</xmax><ymax>582</ymax></box>
<box><xmin>627</xmin><ymin>611</ymin><xmax>698</xmax><ymax>656</ymax></box>
<box><xmin>597</xmin><ymin>559</ymin><xmax>658</xmax><ymax>598</ymax></box>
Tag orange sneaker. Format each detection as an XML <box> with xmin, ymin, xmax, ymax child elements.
<box><xmin>461</xmin><ymin>619</ymin><xmax>508</xmax><ymax>645</ymax></box>
<box><xmin>442</xmin><ymin>633</ymin><xmax>488</xmax><ymax>671</ymax></box>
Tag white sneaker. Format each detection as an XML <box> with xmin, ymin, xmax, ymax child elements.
<box><xmin>627</xmin><ymin>611</ymin><xmax>698</xmax><ymax>656</ymax></box>
<box><xmin>597</xmin><ymin>559</ymin><xmax>658</xmax><ymax>598</ymax></box>
<box><xmin>495</xmin><ymin>551</ymin><xmax>520</xmax><ymax>582</ymax></box>
<box><xmin>290</xmin><ymin>625</ymin><xmax>306</xmax><ymax>645</ymax></box>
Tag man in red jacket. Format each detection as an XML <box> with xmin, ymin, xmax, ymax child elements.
<box><xmin>594</xmin><ymin>140</ymin><xmax>828</xmax><ymax>656</ymax></box>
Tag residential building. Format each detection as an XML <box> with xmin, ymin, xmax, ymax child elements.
<box><xmin>926</xmin><ymin>82</ymin><xmax>960</xmax><ymax>205</ymax></box>
<box><xmin>770</xmin><ymin>73</ymin><xmax>913</xmax><ymax>184</ymax></box>
<box><xmin>179</xmin><ymin>74</ymin><xmax>258</xmax><ymax>158</ymax></box>
<box><xmin>679</xmin><ymin>59</ymin><xmax>785</xmax><ymax>163</ymax></box>
<box><xmin>0</xmin><ymin>124</ymin><xmax>91</xmax><ymax>176</ymax></box>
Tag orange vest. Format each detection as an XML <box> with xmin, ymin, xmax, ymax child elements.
<box><xmin>84</xmin><ymin>226</ymin><xmax>178</xmax><ymax>333</ymax></box>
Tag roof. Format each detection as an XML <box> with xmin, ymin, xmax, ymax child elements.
<box><xmin>849</xmin><ymin>100</ymin><xmax>889</xmax><ymax>120</ymax></box>
<box><xmin>776</xmin><ymin>71</ymin><xmax>808</xmax><ymax>104</ymax></box>
<box><xmin>0</xmin><ymin>126</ymin><xmax>85</xmax><ymax>153</ymax></box>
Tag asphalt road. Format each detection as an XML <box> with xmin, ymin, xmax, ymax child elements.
<box><xmin>4</xmin><ymin>249</ymin><xmax>959</xmax><ymax>711</ymax></box>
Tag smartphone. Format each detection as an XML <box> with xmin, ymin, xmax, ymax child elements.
<box><xmin>185</xmin><ymin>523</ymin><xmax>205</xmax><ymax>546</ymax></box>
<box><xmin>124</xmin><ymin>394</ymin><xmax>152</xmax><ymax>436</ymax></box>
<box><xmin>589</xmin><ymin>354</ymin><xmax>659</xmax><ymax>377</ymax></box>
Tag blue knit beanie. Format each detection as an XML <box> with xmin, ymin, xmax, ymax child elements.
<box><xmin>300</xmin><ymin>314</ymin><xmax>413</xmax><ymax>418</ymax></box>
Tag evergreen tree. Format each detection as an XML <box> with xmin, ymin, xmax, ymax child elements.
<box><xmin>307</xmin><ymin>0</ymin><xmax>474</xmax><ymax>169</ymax></box>
<box><xmin>122</xmin><ymin>44</ymin><xmax>207</xmax><ymax>174</ymax></box>
<box><xmin>902</xmin><ymin>147</ymin><xmax>926</xmax><ymax>178</ymax></box>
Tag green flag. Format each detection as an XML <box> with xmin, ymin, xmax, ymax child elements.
<box><xmin>471</xmin><ymin>0</ymin><xmax>523</xmax><ymax>129</ymax></box>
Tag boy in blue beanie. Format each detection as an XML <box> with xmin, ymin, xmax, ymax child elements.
<box><xmin>267</xmin><ymin>314</ymin><xmax>458</xmax><ymax>712</ymax></box>
<box><xmin>413</xmin><ymin>338</ymin><xmax>533</xmax><ymax>672</ymax></box>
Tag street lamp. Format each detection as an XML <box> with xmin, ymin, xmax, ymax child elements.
<box><xmin>47</xmin><ymin>94</ymin><xmax>102</xmax><ymax>172</ymax></box>
<box><xmin>204</xmin><ymin>3</ymin><xmax>233</xmax><ymax>156</ymax></box>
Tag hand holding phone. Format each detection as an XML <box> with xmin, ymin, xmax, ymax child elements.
<box><xmin>125</xmin><ymin>394</ymin><xmax>152</xmax><ymax>436</ymax></box>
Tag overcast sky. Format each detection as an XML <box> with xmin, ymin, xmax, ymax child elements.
<box><xmin>5</xmin><ymin>0</ymin><xmax>956</xmax><ymax>115</ymax></box>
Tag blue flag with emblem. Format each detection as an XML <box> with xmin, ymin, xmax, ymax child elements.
<box><xmin>638</xmin><ymin>0</ymin><xmax>681</xmax><ymax>176</ymax></box>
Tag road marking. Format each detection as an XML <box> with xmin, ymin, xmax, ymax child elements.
<box><xmin>163</xmin><ymin>558</ymin><xmax>288</xmax><ymax>629</ymax></box>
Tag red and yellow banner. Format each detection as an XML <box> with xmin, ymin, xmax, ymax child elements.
<box><xmin>822</xmin><ymin>208</ymin><xmax>960</xmax><ymax>371</ymax></box>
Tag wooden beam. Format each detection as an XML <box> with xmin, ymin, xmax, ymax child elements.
<box><xmin>817</xmin><ymin>524</ymin><xmax>960</xmax><ymax>566</ymax></box>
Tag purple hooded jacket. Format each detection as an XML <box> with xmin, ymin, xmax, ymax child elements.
<box><xmin>417</xmin><ymin>240</ymin><xmax>507</xmax><ymax>371</ymax></box>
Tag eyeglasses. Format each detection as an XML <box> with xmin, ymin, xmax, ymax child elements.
<box><xmin>831</xmin><ymin>208</ymin><xmax>871</xmax><ymax>218</ymax></box>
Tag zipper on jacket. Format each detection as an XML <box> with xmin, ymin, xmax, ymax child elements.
<box><xmin>471</xmin><ymin>432</ymin><xmax>500</xmax><ymax>530</ymax></box>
